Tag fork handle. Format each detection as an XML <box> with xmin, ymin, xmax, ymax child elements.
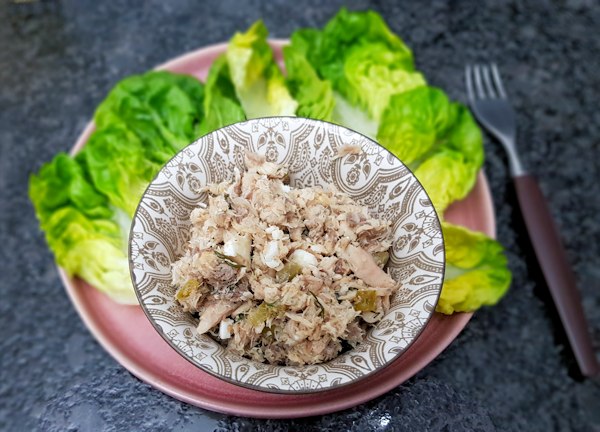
<box><xmin>514</xmin><ymin>174</ymin><xmax>599</xmax><ymax>377</ymax></box>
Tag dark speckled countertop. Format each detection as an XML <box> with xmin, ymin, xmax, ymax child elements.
<box><xmin>1</xmin><ymin>1</ymin><xmax>600</xmax><ymax>431</ymax></box>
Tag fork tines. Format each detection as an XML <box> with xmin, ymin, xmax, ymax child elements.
<box><xmin>465</xmin><ymin>64</ymin><xmax>506</xmax><ymax>100</ymax></box>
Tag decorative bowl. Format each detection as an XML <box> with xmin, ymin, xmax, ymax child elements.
<box><xmin>129</xmin><ymin>116</ymin><xmax>445</xmax><ymax>393</ymax></box>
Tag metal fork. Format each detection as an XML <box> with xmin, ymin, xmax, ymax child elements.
<box><xmin>465</xmin><ymin>64</ymin><xmax>599</xmax><ymax>378</ymax></box>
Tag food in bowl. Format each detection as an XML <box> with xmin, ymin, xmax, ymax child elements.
<box><xmin>132</xmin><ymin>116</ymin><xmax>446</xmax><ymax>392</ymax></box>
<box><xmin>171</xmin><ymin>152</ymin><xmax>399</xmax><ymax>365</ymax></box>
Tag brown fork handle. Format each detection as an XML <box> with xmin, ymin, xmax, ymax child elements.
<box><xmin>514</xmin><ymin>174</ymin><xmax>599</xmax><ymax>377</ymax></box>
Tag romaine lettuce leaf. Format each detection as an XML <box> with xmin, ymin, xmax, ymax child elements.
<box><xmin>378</xmin><ymin>87</ymin><xmax>484</xmax><ymax>212</ymax></box>
<box><xmin>437</xmin><ymin>222</ymin><xmax>512</xmax><ymax>314</ymax></box>
<box><xmin>226</xmin><ymin>20</ymin><xmax>298</xmax><ymax>118</ymax></box>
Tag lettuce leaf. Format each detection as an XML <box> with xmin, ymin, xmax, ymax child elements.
<box><xmin>29</xmin><ymin>153</ymin><xmax>112</xmax><ymax>223</ymax></box>
<box><xmin>290</xmin><ymin>11</ymin><xmax>481</xmax><ymax>212</ymax></box>
<box><xmin>76</xmin><ymin>126</ymin><xmax>161</xmax><ymax>217</ymax></box>
<box><xmin>289</xmin><ymin>10</ymin><xmax>510</xmax><ymax>313</ymax></box>
<box><xmin>437</xmin><ymin>223</ymin><xmax>512</xmax><ymax>314</ymax></box>
<box><xmin>291</xmin><ymin>8</ymin><xmax>425</xmax><ymax>122</ymax></box>
<box><xmin>44</xmin><ymin>208</ymin><xmax>135</xmax><ymax>304</ymax></box>
<box><xmin>29</xmin><ymin>154</ymin><xmax>137</xmax><ymax>304</ymax></box>
<box><xmin>30</xmin><ymin>71</ymin><xmax>208</xmax><ymax>304</ymax></box>
<box><xmin>226</xmin><ymin>20</ymin><xmax>298</xmax><ymax>118</ymax></box>
<box><xmin>378</xmin><ymin>87</ymin><xmax>484</xmax><ymax>212</ymax></box>
<box><xmin>94</xmin><ymin>71</ymin><xmax>205</xmax><ymax>163</ymax></box>
<box><xmin>198</xmin><ymin>55</ymin><xmax>247</xmax><ymax>135</ymax></box>
<box><xmin>283</xmin><ymin>45</ymin><xmax>335</xmax><ymax>121</ymax></box>
<box><xmin>79</xmin><ymin>72</ymin><xmax>206</xmax><ymax>217</ymax></box>
<box><xmin>340</xmin><ymin>43</ymin><xmax>426</xmax><ymax>122</ymax></box>
<box><xmin>330</xmin><ymin>93</ymin><xmax>379</xmax><ymax>139</ymax></box>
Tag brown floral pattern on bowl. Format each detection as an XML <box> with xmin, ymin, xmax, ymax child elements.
<box><xmin>129</xmin><ymin>117</ymin><xmax>444</xmax><ymax>394</ymax></box>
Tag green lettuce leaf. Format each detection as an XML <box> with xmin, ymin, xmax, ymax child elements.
<box><xmin>76</xmin><ymin>126</ymin><xmax>161</xmax><ymax>217</ymax></box>
<box><xmin>29</xmin><ymin>154</ymin><xmax>137</xmax><ymax>304</ymax></box>
<box><xmin>291</xmin><ymin>8</ymin><xmax>425</xmax><ymax>122</ymax></box>
<box><xmin>45</xmin><ymin>207</ymin><xmax>135</xmax><ymax>304</ymax></box>
<box><xmin>436</xmin><ymin>222</ymin><xmax>512</xmax><ymax>314</ymax></box>
<box><xmin>340</xmin><ymin>43</ymin><xmax>426</xmax><ymax>122</ymax></box>
<box><xmin>29</xmin><ymin>153</ymin><xmax>112</xmax><ymax>223</ymax></box>
<box><xmin>378</xmin><ymin>87</ymin><xmax>484</xmax><ymax>212</ymax></box>
<box><xmin>226</xmin><ymin>20</ymin><xmax>298</xmax><ymax>118</ymax></box>
<box><xmin>294</xmin><ymin>11</ymin><xmax>483</xmax><ymax>214</ymax></box>
<box><xmin>283</xmin><ymin>45</ymin><xmax>335</xmax><ymax>121</ymax></box>
<box><xmin>30</xmin><ymin>71</ymin><xmax>208</xmax><ymax>304</ymax></box>
<box><xmin>94</xmin><ymin>71</ymin><xmax>205</xmax><ymax>163</ymax></box>
<box><xmin>331</xmin><ymin>93</ymin><xmax>380</xmax><ymax>139</ymax></box>
<box><xmin>198</xmin><ymin>55</ymin><xmax>247</xmax><ymax>135</ymax></box>
<box><xmin>76</xmin><ymin>72</ymin><xmax>205</xmax><ymax>217</ymax></box>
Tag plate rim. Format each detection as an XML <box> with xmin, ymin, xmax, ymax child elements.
<box><xmin>59</xmin><ymin>39</ymin><xmax>495</xmax><ymax>418</ymax></box>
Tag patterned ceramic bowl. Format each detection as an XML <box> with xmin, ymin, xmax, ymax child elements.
<box><xmin>129</xmin><ymin>117</ymin><xmax>445</xmax><ymax>394</ymax></box>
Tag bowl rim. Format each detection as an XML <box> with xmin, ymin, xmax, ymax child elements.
<box><xmin>128</xmin><ymin>115</ymin><xmax>446</xmax><ymax>394</ymax></box>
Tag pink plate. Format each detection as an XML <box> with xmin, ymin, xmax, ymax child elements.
<box><xmin>62</xmin><ymin>40</ymin><xmax>496</xmax><ymax>418</ymax></box>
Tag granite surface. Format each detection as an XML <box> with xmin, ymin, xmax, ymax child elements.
<box><xmin>1</xmin><ymin>0</ymin><xmax>600</xmax><ymax>431</ymax></box>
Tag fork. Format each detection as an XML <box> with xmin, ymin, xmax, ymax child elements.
<box><xmin>465</xmin><ymin>64</ymin><xmax>599</xmax><ymax>377</ymax></box>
